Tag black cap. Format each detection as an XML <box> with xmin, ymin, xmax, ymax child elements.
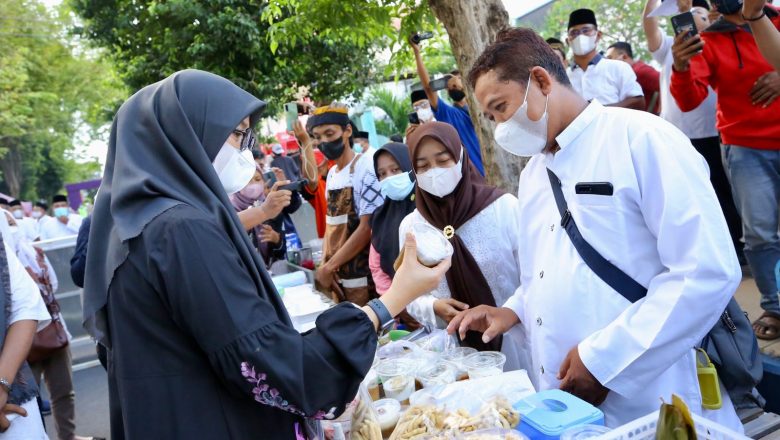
<box><xmin>52</xmin><ymin>194</ymin><xmax>68</xmax><ymax>204</ymax></box>
<box><xmin>8</xmin><ymin>200</ymin><xmax>21</xmax><ymax>207</ymax></box>
<box><xmin>35</xmin><ymin>201</ymin><xmax>48</xmax><ymax>210</ymax></box>
<box><xmin>389</xmin><ymin>134</ymin><xmax>404</xmax><ymax>143</ymax></box>
<box><xmin>568</xmin><ymin>9</ymin><xmax>597</xmax><ymax>29</ymax></box>
<box><xmin>693</xmin><ymin>0</ymin><xmax>710</xmax><ymax>10</ymax></box>
<box><xmin>410</xmin><ymin>89</ymin><xmax>428</xmax><ymax>105</ymax></box>
<box><xmin>356</xmin><ymin>131</ymin><xmax>369</xmax><ymax>140</ymax></box>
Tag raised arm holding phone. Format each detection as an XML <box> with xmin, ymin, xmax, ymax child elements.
<box><xmin>743</xmin><ymin>0</ymin><xmax>780</xmax><ymax>72</ymax></box>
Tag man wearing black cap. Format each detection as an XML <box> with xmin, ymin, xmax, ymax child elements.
<box><xmin>39</xmin><ymin>194</ymin><xmax>83</xmax><ymax>240</ymax></box>
<box><xmin>307</xmin><ymin>104</ymin><xmax>383</xmax><ymax>306</ymax></box>
<box><xmin>566</xmin><ymin>8</ymin><xmax>646</xmax><ymax>109</ymax></box>
<box><xmin>354</xmin><ymin>130</ymin><xmax>373</xmax><ymax>154</ymax></box>
<box><xmin>408</xmin><ymin>39</ymin><xmax>485</xmax><ymax>175</ymax></box>
<box><xmin>8</xmin><ymin>199</ymin><xmax>39</xmax><ymax>241</ymax></box>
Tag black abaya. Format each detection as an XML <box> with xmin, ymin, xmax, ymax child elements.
<box><xmin>107</xmin><ymin>204</ymin><xmax>376</xmax><ymax>439</ymax></box>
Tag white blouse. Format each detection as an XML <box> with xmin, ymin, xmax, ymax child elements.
<box><xmin>398</xmin><ymin>194</ymin><xmax>531</xmax><ymax>372</ymax></box>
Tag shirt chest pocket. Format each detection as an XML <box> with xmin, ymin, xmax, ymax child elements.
<box><xmin>572</xmin><ymin>193</ymin><xmax>617</xmax><ymax>207</ymax></box>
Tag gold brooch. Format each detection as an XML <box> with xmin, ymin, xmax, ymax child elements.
<box><xmin>443</xmin><ymin>225</ymin><xmax>455</xmax><ymax>239</ymax></box>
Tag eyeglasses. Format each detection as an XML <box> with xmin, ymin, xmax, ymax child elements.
<box><xmin>232</xmin><ymin>127</ymin><xmax>256</xmax><ymax>152</ymax></box>
<box><xmin>568</xmin><ymin>26</ymin><xmax>597</xmax><ymax>39</ymax></box>
<box><xmin>413</xmin><ymin>101</ymin><xmax>431</xmax><ymax>111</ymax></box>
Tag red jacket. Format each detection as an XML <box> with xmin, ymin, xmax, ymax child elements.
<box><xmin>670</xmin><ymin>9</ymin><xmax>780</xmax><ymax>150</ymax></box>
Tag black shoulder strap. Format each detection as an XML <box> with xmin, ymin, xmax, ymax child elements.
<box><xmin>546</xmin><ymin>168</ymin><xmax>648</xmax><ymax>303</ymax></box>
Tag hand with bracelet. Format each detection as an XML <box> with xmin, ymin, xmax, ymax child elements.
<box><xmin>361</xmin><ymin>233</ymin><xmax>451</xmax><ymax>331</ymax></box>
<box><xmin>742</xmin><ymin>0</ymin><xmax>780</xmax><ymax>73</ymax></box>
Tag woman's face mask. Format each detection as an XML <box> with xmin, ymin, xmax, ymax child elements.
<box><xmin>380</xmin><ymin>172</ymin><xmax>415</xmax><ymax>201</ymax></box>
<box><xmin>212</xmin><ymin>142</ymin><xmax>256</xmax><ymax>194</ymax></box>
<box><xmin>239</xmin><ymin>181</ymin><xmax>265</xmax><ymax>201</ymax></box>
<box><xmin>416</xmin><ymin>150</ymin><xmax>463</xmax><ymax>198</ymax></box>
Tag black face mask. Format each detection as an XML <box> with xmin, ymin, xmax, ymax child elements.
<box><xmin>319</xmin><ymin>136</ymin><xmax>346</xmax><ymax>160</ymax></box>
<box><xmin>448</xmin><ymin>89</ymin><xmax>466</xmax><ymax>102</ymax></box>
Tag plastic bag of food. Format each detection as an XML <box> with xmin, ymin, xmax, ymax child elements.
<box><xmin>322</xmin><ymin>382</ymin><xmax>383</xmax><ymax>440</ymax></box>
<box><xmin>655</xmin><ymin>394</ymin><xmax>697</xmax><ymax>440</ymax></box>
<box><xmin>459</xmin><ymin>428</ymin><xmax>529</xmax><ymax>440</ymax></box>
<box><xmin>394</xmin><ymin>222</ymin><xmax>454</xmax><ymax>270</ymax></box>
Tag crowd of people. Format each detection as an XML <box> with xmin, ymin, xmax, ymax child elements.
<box><xmin>0</xmin><ymin>0</ymin><xmax>777</xmax><ymax>438</ymax></box>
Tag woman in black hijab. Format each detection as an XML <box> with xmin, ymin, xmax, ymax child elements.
<box><xmin>82</xmin><ymin>70</ymin><xmax>450</xmax><ymax>440</ymax></box>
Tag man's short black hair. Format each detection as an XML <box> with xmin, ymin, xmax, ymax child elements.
<box><xmin>389</xmin><ymin>134</ymin><xmax>404</xmax><ymax>143</ymax></box>
<box><xmin>608</xmin><ymin>42</ymin><xmax>634</xmax><ymax>59</ymax></box>
<box><xmin>450</xmin><ymin>69</ymin><xmax>461</xmax><ymax>76</ymax></box>
<box><xmin>8</xmin><ymin>200</ymin><xmax>21</xmax><ymax>207</ymax></box>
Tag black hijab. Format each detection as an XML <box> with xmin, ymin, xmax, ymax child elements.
<box><xmin>82</xmin><ymin>70</ymin><xmax>290</xmax><ymax>347</ymax></box>
<box><xmin>370</xmin><ymin>143</ymin><xmax>416</xmax><ymax>277</ymax></box>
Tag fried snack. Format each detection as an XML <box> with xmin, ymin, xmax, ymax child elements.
<box><xmin>389</xmin><ymin>405</ymin><xmax>447</xmax><ymax>440</ymax></box>
<box><xmin>442</xmin><ymin>398</ymin><xmax>520</xmax><ymax>433</ymax></box>
<box><xmin>351</xmin><ymin>397</ymin><xmax>383</xmax><ymax>440</ymax></box>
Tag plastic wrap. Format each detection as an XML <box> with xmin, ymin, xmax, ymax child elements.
<box><xmin>322</xmin><ymin>382</ymin><xmax>383</xmax><ymax>440</ymax></box>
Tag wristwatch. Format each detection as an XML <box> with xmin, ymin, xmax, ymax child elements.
<box><xmin>0</xmin><ymin>377</ymin><xmax>12</xmax><ymax>393</ymax></box>
<box><xmin>367</xmin><ymin>299</ymin><xmax>395</xmax><ymax>334</ymax></box>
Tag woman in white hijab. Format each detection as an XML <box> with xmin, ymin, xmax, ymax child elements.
<box><xmin>0</xmin><ymin>210</ymin><xmax>50</xmax><ymax>439</ymax></box>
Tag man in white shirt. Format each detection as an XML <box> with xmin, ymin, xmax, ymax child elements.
<box><xmin>39</xmin><ymin>195</ymin><xmax>82</xmax><ymax>240</ymax></box>
<box><xmin>566</xmin><ymin>9</ymin><xmax>645</xmax><ymax>109</ymax></box>
<box><xmin>8</xmin><ymin>200</ymin><xmax>39</xmax><ymax>242</ymax></box>
<box><xmin>452</xmin><ymin>27</ymin><xmax>743</xmax><ymax>430</ymax></box>
<box><xmin>641</xmin><ymin>0</ymin><xmax>743</xmax><ymax>260</ymax></box>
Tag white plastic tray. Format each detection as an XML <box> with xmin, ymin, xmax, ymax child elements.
<box><xmin>594</xmin><ymin>411</ymin><xmax>749</xmax><ymax>440</ymax></box>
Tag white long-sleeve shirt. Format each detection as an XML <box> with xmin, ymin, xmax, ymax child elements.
<box><xmin>399</xmin><ymin>194</ymin><xmax>531</xmax><ymax>373</ymax></box>
<box><xmin>39</xmin><ymin>213</ymin><xmax>82</xmax><ymax>240</ymax></box>
<box><xmin>502</xmin><ymin>101</ymin><xmax>742</xmax><ymax>429</ymax></box>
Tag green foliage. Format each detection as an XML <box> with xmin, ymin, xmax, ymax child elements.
<box><xmin>541</xmin><ymin>0</ymin><xmax>651</xmax><ymax>62</ymax></box>
<box><xmin>366</xmin><ymin>88</ymin><xmax>409</xmax><ymax>136</ymax></box>
<box><xmin>262</xmin><ymin>0</ymin><xmax>449</xmax><ymax>80</ymax></box>
<box><xmin>0</xmin><ymin>0</ymin><xmax>126</xmax><ymax>201</ymax></box>
<box><xmin>70</xmin><ymin>0</ymin><xmax>380</xmax><ymax>109</ymax></box>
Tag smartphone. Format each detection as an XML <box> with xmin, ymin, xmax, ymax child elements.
<box><xmin>408</xmin><ymin>112</ymin><xmax>420</xmax><ymax>125</ymax></box>
<box><xmin>429</xmin><ymin>77</ymin><xmax>449</xmax><ymax>91</ymax></box>
<box><xmin>284</xmin><ymin>102</ymin><xmax>298</xmax><ymax>131</ymax></box>
<box><xmin>575</xmin><ymin>182</ymin><xmax>614</xmax><ymax>196</ymax></box>
<box><xmin>279</xmin><ymin>179</ymin><xmax>309</xmax><ymax>192</ymax></box>
<box><xmin>263</xmin><ymin>170</ymin><xmax>277</xmax><ymax>187</ymax></box>
<box><xmin>671</xmin><ymin>12</ymin><xmax>698</xmax><ymax>41</ymax></box>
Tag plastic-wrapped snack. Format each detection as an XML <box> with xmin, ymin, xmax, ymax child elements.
<box><xmin>351</xmin><ymin>384</ymin><xmax>384</xmax><ymax>440</ymax></box>
<box><xmin>388</xmin><ymin>405</ymin><xmax>447</xmax><ymax>440</ymax></box>
<box><xmin>460</xmin><ymin>428</ymin><xmax>529</xmax><ymax>440</ymax></box>
<box><xmin>394</xmin><ymin>222</ymin><xmax>454</xmax><ymax>270</ymax></box>
<box><xmin>442</xmin><ymin>398</ymin><xmax>520</xmax><ymax>433</ymax></box>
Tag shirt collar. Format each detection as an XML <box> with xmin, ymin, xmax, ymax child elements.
<box><xmin>555</xmin><ymin>100</ymin><xmax>604</xmax><ymax>151</ymax></box>
<box><xmin>570</xmin><ymin>53</ymin><xmax>602</xmax><ymax>71</ymax></box>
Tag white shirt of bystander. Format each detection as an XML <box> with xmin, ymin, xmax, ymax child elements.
<box><xmin>566</xmin><ymin>54</ymin><xmax>644</xmax><ymax>105</ymax></box>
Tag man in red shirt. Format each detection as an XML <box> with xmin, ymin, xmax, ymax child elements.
<box><xmin>671</xmin><ymin>0</ymin><xmax>780</xmax><ymax>341</ymax></box>
<box><xmin>606</xmin><ymin>42</ymin><xmax>661</xmax><ymax>114</ymax></box>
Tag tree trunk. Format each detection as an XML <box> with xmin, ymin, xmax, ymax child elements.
<box><xmin>428</xmin><ymin>0</ymin><xmax>526</xmax><ymax>194</ymax></box>
<box><xmin>0</xmin><ymin>140</ymin><xmax>23</xmax><ymax>198</ymax></box>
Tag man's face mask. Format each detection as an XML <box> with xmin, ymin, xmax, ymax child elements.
<box><xmin>319</xmin><ymin>131</ymin><xmax>347</xmax><ymax>160</ymax></box>
<box><xmin>448</xmin><ymin>89</ymin><xmax>466</xmax><ymax>102</ymax></box>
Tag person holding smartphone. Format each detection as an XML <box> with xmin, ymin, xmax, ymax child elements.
<box><xmin>671</xmin><ymin>0</ymin><xmax>780</xmax><ymax>341</ymax></box>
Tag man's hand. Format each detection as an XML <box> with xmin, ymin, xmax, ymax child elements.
<box><xmin>0</xmin><ymin>403</ymin><xmax>27</xmax><ymax>433</ymax></box>
<box><xmin>407</xmin><ymin>35</ymin><xmax>420</xmax><ymax>52</ymax></box>
<box><xmin>750</xmin><ymin>71</ymin><xmax>780</xmax><ymax>107</ymax></box>
<box><xmin>446</xmin><ymin>305</ymin><xmax>520</xmax><ymax>344</ymax></box>
<box><xmin>271</xmin><ymin>167</ymin><xmax>288</xmax><ymax>183</ymax></box>
<box><xmin>405</xmin><ymin>123</ymin><xmax>419</xmax><ymax>140</ymax></box>
<box><xmin>558</xmin><ymin>346</ymin><xmax>610</xmax><ymax>406</ymax></box>
<box><xmin>260</xmin><ymin>181</ymin><xmax>292</xmax><ymax>219</ymax></box>
<box><xmin>743</xmin><ymin>0</ymin><xmax>767</xmax><ymax>18</ymax></box>
<box><xmin>315</xmin><ymin>262</ymin><xmax>338</xmax><ymax>291</ymax></box>
<box><xmin>292</xmin><ymin>119</ymin><xmax>311</xmax><ymax>147</ymax></box>
<box><xmin>671</xmin><ymin>31</ymin><xmax>704</xmax><ymax>72</ymax></box>
<box><xmin>259</xmin><ymin>225</ymin><xmax>280</xmax><ymax>244</ymax></box>
<box><xmin>433</xmin><ymin>298</ymin><xmax>469</xmax><ymax>323</ymax></box>
<box><xmin>57</xmin><ymin>215</ymin><xmax>69</xmax><ymax>225</ymax></box>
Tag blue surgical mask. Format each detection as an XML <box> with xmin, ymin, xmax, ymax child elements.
<box><xmin>380</xmin><ymin>171</ymin><xmax>415</xmax><ymax>201</ymax></box>
<box><xmin>54</xmin><ymin>207</ymin><xmax>69</xmax><ymax>218</ymax></box>
<box><xmin>353</xmin><ymin>145</ymin><xmax>364</xmax><ymax>154</ymax></box>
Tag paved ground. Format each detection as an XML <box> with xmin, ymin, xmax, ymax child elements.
<box><xmin>734</xmin><ymin>274</ymin><xmax>780</xmax><ymax>357</ymax></box>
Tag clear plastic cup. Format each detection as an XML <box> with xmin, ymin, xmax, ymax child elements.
<box><xmin>376</xmin><ymin>358</ymin><xmax>416</xmax><ymax>404</ymax></box>
<box><xmin>372</xmin><ymin>399</ymin><xmax>402</xmax><ymax>438</ymax></box>
<box><xmin>416</xmin><ymin>361</ymin><xmax>457</xmax><ymax>388</ymax></box>
<box><xmin>463</xmin><ymin>351</ymin><xmax>506</xmax><ymax>379</ymax></box>
<box><xmin>441</xmin><ymin>347</ymin><xmax>477</xmax><ymax>381</ymax></box>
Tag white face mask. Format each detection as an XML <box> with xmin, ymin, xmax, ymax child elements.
<box><xmin>417</xmin><ymin>107</ymin><xmax>435</xmax><ymax>123</ymax></box>
<box><xmin>416</xmin><ymin>150</ymin><xmax>463</xmax><ymax>198</ymax></box>
<box><xmin>571</xmin><ymin>34</ymin><xmax>597</xmax><ymax>56</ymax></box>
<box><xmin>11</xmin><ymin>210</ymin><xmax>23</xmax><ymax>220</ymax></box>
<box><xmin>494</xmin><ymin>74</ymin><xmax>549</xmax><ymax>157</ymax></box>
<box><xmin>212</xmin><ymin>143</ymin><xmax>256</xmax><ymax>195</ymax></box>
<box><xmin>31</xmin><ymin>211</ymin><xmax>42</xmax><ymax>219</ymax></box>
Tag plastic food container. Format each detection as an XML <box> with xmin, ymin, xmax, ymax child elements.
<box><xmin>560</xmin><ymin>424</ymin><xmax>611</xmax><ymax>439</ymax></box>
<box><xmin>375</xmin><ymin>358</ymin><xmax>416</xmax><ymax>404</ymax></box>
<box><xmin>441</xmin><ymin>347</ymin><xmax>477</xmax><ymax>380</ymax></box>
<box><xmin>364</xmin><ymin>368</ymin><xmax>381</xmax><ymax>401</ymax></box>
<box><xmin>463</xmin><ymin>351</ymin><xmax>507</xmax><ymax>379</ymax></box>
<box><xmin>372</xmin><ymin>399</ymin><xmax>401</xmax><ymax>438</ymax></box>
<box><xmin>460</xmin><ymin>428</ymin><xmax>530</xmax><ymax>439</ymax></box>
<box><xmin>416</xmin><ymin>361</ymin><xmax>457</xmax><ymax>388</ymax></box>
<box><xmin>514</xmin><ymin>390</ymin><xmax>605</xmax><ymax>440</ymax></box>
<box><xmin>410</xmin><ymin>222</ymin><xmax>454</xmax><ymax>266</ymax></box>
